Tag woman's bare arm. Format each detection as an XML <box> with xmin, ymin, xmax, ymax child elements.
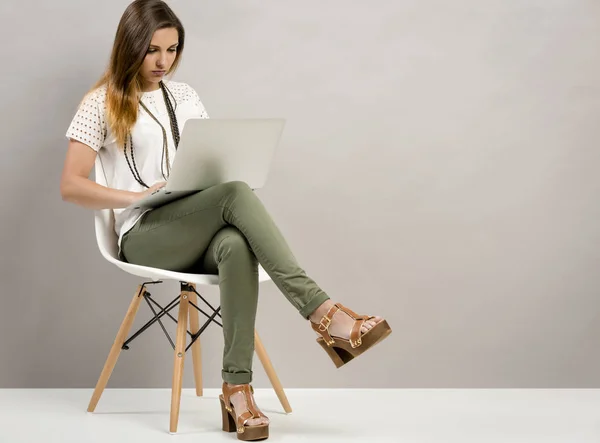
<box><xmin>60</xmin><ymin>139</ymin><xmax>164</xmax><ymax>209</ymax></box>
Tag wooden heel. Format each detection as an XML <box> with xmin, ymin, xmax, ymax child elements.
<box><xmin>220</xmin><ymin>397</ymin><xmax>236</xmax><ymax>432</ymax></box>
<box><xmin>316</xmin><ymin>338</ymin><xmax>349</xmax><ymax>368</ymax></box>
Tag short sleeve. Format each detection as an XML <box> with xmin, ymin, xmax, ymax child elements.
<box><xmin>187</xmin><ymin>85</ymin><xmax>209</xmax><ymax>119</ymax></box>
<box><xmin>65</xmin><ymin>90</ymin><xmax>107</xmax><ymax>152</ymax></box>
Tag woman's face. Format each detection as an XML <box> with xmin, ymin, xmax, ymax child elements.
<box><xmin>139</xmin><ymin>27</ymin><xmax>179</xmax><ymax>91</ymax></box>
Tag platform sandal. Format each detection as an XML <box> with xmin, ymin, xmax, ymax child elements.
<box><xmin>219</xmin><ymin>382</ymin><xmax>269</xmax><ymax>441</ymax></box>
<box><xmin>310</xmin><ymin>302</ymin><xmax>392</xmax><ymax>368</ymax></box>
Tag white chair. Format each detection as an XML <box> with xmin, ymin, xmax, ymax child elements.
<box><xmin>87</xmin><ymin>158</ymin><xmax>292</xmax><ymax>433</ymax></box>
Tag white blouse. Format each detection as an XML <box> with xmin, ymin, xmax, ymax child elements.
<box><xmin>65</xmin><ymin>80</ymin><xmax>209</xmax><ymax>247</ymax></box>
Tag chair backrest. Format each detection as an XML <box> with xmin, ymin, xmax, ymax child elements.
<box><xmin>93</xmin><ymin>156</ymin><xmax>120</xmax><ymax>263</ymax></box>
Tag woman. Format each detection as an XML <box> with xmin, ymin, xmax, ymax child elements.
<box><xmin>60</xmin><ymin>0</ymin><xmax>391</xmax><ymax>440</ymax></box>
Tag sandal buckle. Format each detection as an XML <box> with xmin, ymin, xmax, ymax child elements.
<box><xmin>351</xmin><ymin>337</ymin><xmax>362</xmax><ymax>348</ymax></box>
<box><xmin>318</xmin><ymin>317</ymin><xmax>331</xmax><ymax>331</ymax></box>
<box><xmin>237</xmin><ymin>426</ymin><xmax>245</xmax><ymax>434</ymax></box>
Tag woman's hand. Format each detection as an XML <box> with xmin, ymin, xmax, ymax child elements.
<box><xmin>132</xmin><ymin>181</ymin><xmax>167</xmax><ymax>203</ymax></box>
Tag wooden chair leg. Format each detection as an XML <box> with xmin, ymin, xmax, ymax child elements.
<box><xmin>188</xmin><ymin>286</ymin><xmax>203</xmax><ymax>396</ymax></box>
<box><xmin>170</xmin><ymin>290</ymin><xmax>190</xmax><ymax>434</ymax></box>
<box><xmin>254</xmin><ymin>330</ymin><xmax>292</xmax><ymax>413</ymax></box>
<box><xmin>87</xmin><ymin>285</ymin><xmax>146</xmax><ymax>412</ymax></box>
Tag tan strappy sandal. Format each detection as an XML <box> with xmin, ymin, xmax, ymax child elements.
<box><xmin>219</xmin><ymin>382</ymin><xmax>269</xmax><ymax>441</ymax></box>
<box><xmin>310</xmin><ymin>303</ymin><xmax>392</xmax><ymax>368</ymax></box>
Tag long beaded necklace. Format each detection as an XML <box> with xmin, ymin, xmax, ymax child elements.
<box><xmin>123</xmin><ymin>81</ymin><xmax>180</xmax><ymax>188</ymax></box>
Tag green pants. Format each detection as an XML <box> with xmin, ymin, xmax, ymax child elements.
<box><xmin>120</xmin><ymin>181</ymin><xmax>330</xmax><ymax>384</ymax></box>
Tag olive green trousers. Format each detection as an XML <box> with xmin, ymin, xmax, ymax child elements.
<box><xmin>121</xmin><ymin>181</ymin><xmax>330</xmax><ymax>384</ymax></box>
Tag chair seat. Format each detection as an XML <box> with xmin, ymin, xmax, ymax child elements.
<box><xmin>108</xmin><ymin>256</ymin><xmax>271</xmax><ymax>285</ymax></box>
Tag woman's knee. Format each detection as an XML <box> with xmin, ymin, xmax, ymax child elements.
<box><xmin>218</xmin><ymin>180</ymin><xmax>252</xmax><ymax>197</ymax></box>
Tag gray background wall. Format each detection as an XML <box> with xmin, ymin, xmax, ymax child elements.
<box><xmin>0</xmin><ymin>0</ymin><xmax>598</xmax><ymax>389</ymax></box>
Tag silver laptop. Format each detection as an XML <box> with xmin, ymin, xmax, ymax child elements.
<box><xmin>129</xmin><ymin>118</ymin><xmax>286</xmax><ymax>209</ymax></box>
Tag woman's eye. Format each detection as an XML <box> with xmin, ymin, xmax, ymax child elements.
<box><xmin>147</xmin><ymin>48</ymin><xmax>176</xmax><ymax>54</ymax></box>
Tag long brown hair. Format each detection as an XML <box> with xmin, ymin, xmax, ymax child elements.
<box><xmin>87</xmin><ymin>0</ymin><xmax>185</xmax><ymax>146</ymax></box>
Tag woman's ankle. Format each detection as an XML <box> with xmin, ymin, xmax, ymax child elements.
<box><xmin>223</xmin><ymin>380</ymin><xmax>252</xmax><ymax>390</ymax></box>
<box><xmin>308</xmin><ymin>299</ymin><xmax>334</xmax><ymax>323</ymax></box>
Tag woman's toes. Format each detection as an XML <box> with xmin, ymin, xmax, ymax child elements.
<box><xmin>360</xmin><ymin>318</ymin><xmax>383</xmax><ymax>333</ymax></box>
<box><xmin>250</xmin><ymin>417</ymin><xmax>269</xmax><ymax>426</ymax></box>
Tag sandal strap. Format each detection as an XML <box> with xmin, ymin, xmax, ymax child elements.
<box><xmin>238</xmin><ymin>409</ymin><xmax>267</xmax><ymax>429</ymax></box>
<box><xmin>238</xmin><ymin>411</ymin><xmax>254</xmax><ymax>428</ymax></box>
<box><xmin>337</xmin><ymin>303</ymin><xmax>372</xmax><ymax>348</ymax></box>
<box><xmin>336</xmin><ymin>303</ymin><xmax>361</xmax><ymax>319</ymax></box>
<box><xmin>350</xmin><ymin>317</ymin><xmax>366</xmax><ymax>348</ymax></box>
<box><xmin>222</xmin><ymin>381</ymin><xmax>246</xmax><ymax>406</ymax></box>
<box><xmin>222</xmin><ymin>383</ymin><xmax>253</xmax><ymax>407</ymax></box>
<box><xmin>311</xmin><ymin>304</ymin><xmax>340</xmax><ymax>345</ymax></box>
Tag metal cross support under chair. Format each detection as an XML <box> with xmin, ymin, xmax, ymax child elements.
<box><xmin>121</xmin><ymin>281</ymin><xmax>223</xmax><ymax>354</ymax></box>
<box><xmin>86</xmin><ymin>280</ymin><xmax>292</xmax><ymax>434</ymax></box>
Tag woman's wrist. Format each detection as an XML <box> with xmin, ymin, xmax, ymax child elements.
<box><xmin>124</xmin><ymin>190</ymin><xmax>142</xmax><ymax>207</ymax></box>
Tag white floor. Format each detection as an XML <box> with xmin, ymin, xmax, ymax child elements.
<box><xmin>0</xmin><ymin>388</ymin><xmax>599</xmax><ymax>442</ymax></box>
